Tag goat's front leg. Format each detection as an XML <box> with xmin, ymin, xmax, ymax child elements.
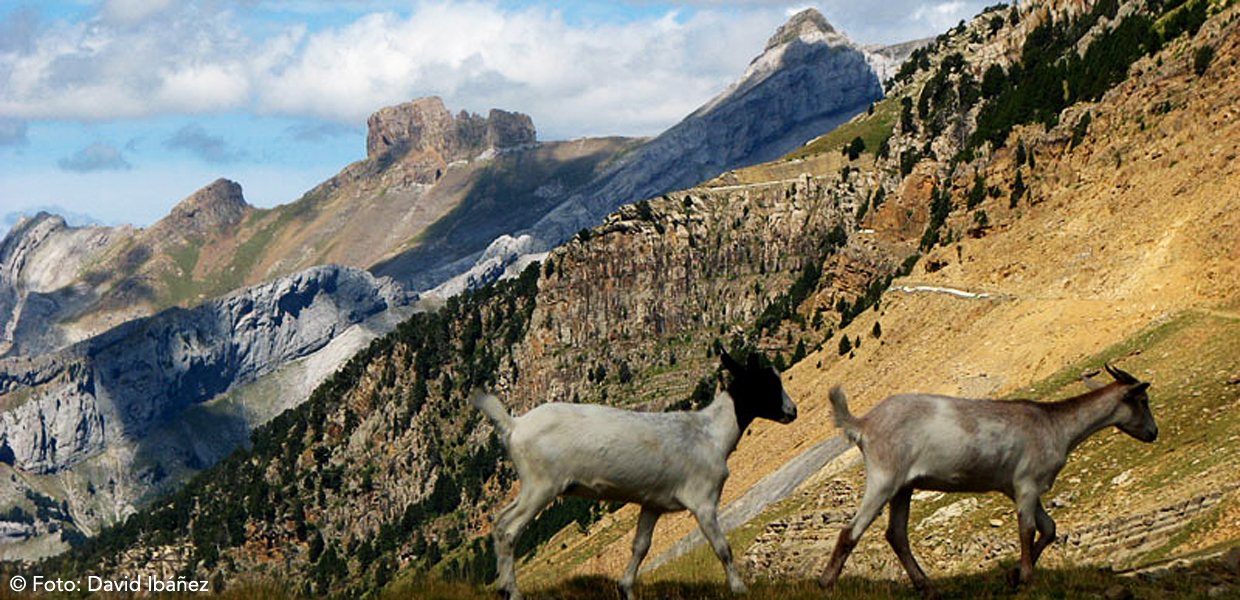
<box><xmin>689</xmin><ymin>503</ymin><xmax>747</xmax><ymax>594</ymax></box>
<box><xmin>617</xmin><ymin>507</ymin><xmax>661</xmax><ymax>600</ymax></box>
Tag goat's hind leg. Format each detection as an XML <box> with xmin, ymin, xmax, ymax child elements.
<box><xmin>885</xmin><ymin>487</ymin><xmax>938</xmax><ymax>598</ymax></box>
<box><xmin>818</xmin><ymin>474</ymin><xmax>896</xmax><ymax>590</ymax></box>
<box><xmin>1031</xmin><ymin>500</ymin><xmax>1057</xmax><ymax>565</ymax></box>
<box><xmin>617</xmin><ymin>507</ymin><xmax>661</xmax><ymax>600</ymax></box>
<box><xmin>492</xmin><ymin>483</ymin><xmax>560</xmax><ymax>600</ymax></box>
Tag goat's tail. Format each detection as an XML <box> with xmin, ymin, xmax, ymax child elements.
<box><xmin>829</xmin><ymin>385</ymin><xmax>863</xmax><ymax>446</ymax></box>
<box><xmin>470</xmin><ymin>390</ymin><xmax>514</xmax><ymax>439</ymax></box>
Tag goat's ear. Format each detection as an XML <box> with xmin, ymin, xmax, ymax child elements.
<box><xmin>720</xmin><ymin>351</ymin><xmax>743</xmax><ymax>375</ymax></box>
<box><xmin>1133</xmin><ymin>382</ymin><xmax>1151</xmax><ymax>393</ymax></box>
<box><xmin>1081</xmin><ymin>376</ymin><xmax>1106</xmax><ymax>391</ymax></box>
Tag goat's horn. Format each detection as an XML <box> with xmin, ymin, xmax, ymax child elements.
<box><xmin>1105</xmin><ymin>363</ymin><xmax>1138</xmax><ymax>384</ymax></box>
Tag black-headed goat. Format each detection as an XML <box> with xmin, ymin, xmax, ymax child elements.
<box><xmin>473</xmin><ymin>351</ymin><xmax>797</xmax><ymax>600</ymax></box>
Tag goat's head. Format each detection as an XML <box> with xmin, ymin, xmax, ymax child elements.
<box><xmin>721</xmin><ymin>351</ymin><xmax>798</xmax><ymax>426</ymax></box>
<box><xmin>1103</xmin><ymin>363</ymin><xmax>1158</xmax><ymax>443</ymax></box>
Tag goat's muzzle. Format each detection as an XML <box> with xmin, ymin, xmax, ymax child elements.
<box><xmin>1139</xmin><ymin>426</ymin><xmax>1158</xmax><ymax>442</ymax></box>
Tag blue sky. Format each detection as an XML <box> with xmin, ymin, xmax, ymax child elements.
<box><xmin>0</xmin><ymin>1</ymin><xmax>1001</xmax><ymax>231</ymax></box>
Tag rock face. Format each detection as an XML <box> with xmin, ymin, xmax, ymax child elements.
<box><xmin>0</xmin><ymin>265</ymin><xmax>408</xmax><ymax>474</ymax></box>
<box><xmin>365</xmin><ymin>97</ymin><xmax>536</xmax><ymax>184</ymax></box>
<box><xmin>383</xmin><ymin>9</ymin><xmax>889</xmax><ymax>293</ymax></box>
<box><xmin>149</xmin><ymin>178</ymin><xmax>249</xmax><ymax>243</ymax></box>
<box><xmin>0</xmin><ymin>214</ymin><xmax>130</xmax><ymax>357</ymax></box>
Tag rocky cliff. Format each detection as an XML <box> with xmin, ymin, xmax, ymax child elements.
<box><xmin>0</xmin><ymin>264</ymin><xmax>406</xmax><ymax>473</ymax></box>
<box><xmin>0</xmin><ymin>264</ymin><xmax>410</xmax><ymax>557</ymax></box>
<box><xmin>366</xmin><ymin>97</ymin><xmax>536</xmax><ymax>179</ymax></box>
<box><xmin>0</xmin><ymin>214</ymin><xmax>133</xmax><ymax>357</ymax></box>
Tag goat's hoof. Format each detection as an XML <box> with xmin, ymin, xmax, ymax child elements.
<box><xmin>817</xmin><ymin>575</ymin><xmax>836</xmax><ymax>592</ymax></box>
<box><xmin>1005</xmin><ymin>566</ymin><xmax>1032</xmax><ymax>588</ymax></box>
<box><xmin>616</xmin><ymin>581</ymin><xmax>634</xmax><ymax>600</ymax></box>
<box><xmin>728</xmin><ymin>579</ymin><xmax>749</xmax><ymax>595</ymax></box>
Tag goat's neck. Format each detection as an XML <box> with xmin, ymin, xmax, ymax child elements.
<box><xmin>704</xmin><ymin>392</ymin><xmax>744</xmax><ymax>456</ymax></box>
<box><xmin>1045</xmin><ymin>386</ymin><xmax>1124</xmax><ymax>453</ymax></box>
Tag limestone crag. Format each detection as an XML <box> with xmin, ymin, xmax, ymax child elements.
<box><xmin>764</xmin><ymin>8</ymin><xmax>836</xmax><ymax>50</ymax></box>
<box><xmin>0</xmin><ymin>214</ymin><xmax>131</xmax><ymax>357</ymax></box>
<box><xmin>0</xmin><ymin>264</ymin><xmax>408</xmax><ymax>475</ymax></box>
<box><xmin>365</xmin><ymin>97</ymin><xmax>536</xmax><ymax>185</ymax></box>
<box><xmin>148</xmin><ymin>178</ymin><xmax>250</xmax><ymax>243</ymax></box>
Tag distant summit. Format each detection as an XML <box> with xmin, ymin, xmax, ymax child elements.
<box><xmin>366</xmin><ymin>96</ymin><xmax>536</xmax><ymax>159</ymax></box>
<box><xmin>765</xmin><ymin>8</ymin><xmax>837</xmax><ymax>50</ymax></box>
<box><xmin>153</xmin><ymin>178</ymin><xmax>249</xmax><ymax>241</ymax></box>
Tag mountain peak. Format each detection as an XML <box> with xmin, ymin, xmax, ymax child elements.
<box><xmin>765</xmin><ymin>8</ymin><xmax>836</xmax><ymax>51</ymax></box>
<box><xmin>156</xmin><ymin>178</ymin><xmax>249</xmax><ymax>239</ymax></box>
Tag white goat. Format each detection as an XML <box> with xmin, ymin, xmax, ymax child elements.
<box><xmin>472</xmin><ymin>351</ymin><xmax>798</xmax><ymax>600</ymax></box>
<box><xmin>820</xmin><ymin>364</ymin><xmax>1157</xmax><ymax>596</ymax></box>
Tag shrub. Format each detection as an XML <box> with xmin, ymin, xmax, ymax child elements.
<box><xmin>967</xmin><ymin>173</ymin><xmax>986</xmax><ymax>209</ymax></box>
<box><xmin>900</xmin><ymin>97</ymin><xmax>916</xmax><ymax>134</ymax></box>
<box><xmin>1070</xmin><ymin>113</ymin><xmax>1092</xmax><ymax>149</ymax></box>
<box><xmin>846</xmin><ymin>136</ymin><xmax>866</xmax><ymax>160</ymax></box>
<box><xmin>1010</xmin><ymin>170</ymin><xmax>1026</xmax><ymax>208</ymax></box>
<box><xmin>982</xmin><ymin>64</ymin><xmax>1007</xmax><ymax>99</ymax></box>
<box><xmin>900</xmin><ymin>148</ymin><xmax>920</xmax><ymax>177</ymax></box>
<box><xmin>1193</xmin><ymin>45</ymin><xmax>1215</xmax><ymax>76</ymax></box>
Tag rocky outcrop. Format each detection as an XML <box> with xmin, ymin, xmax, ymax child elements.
<box><xmin>149</xmin><ymin>178</ymin><xmax>249</xmax><ymax>243</ymax></box>
<box><xmin>365</xmin><ymin>97</ymin><xmax>536</xmax><ymax>184</ymax></box>
<box><xmin>0</xmin><ymin>265</ymin><xmax>409</xmax><ymax>474</ymax></box>
<box><xmin>0</xmin><ymin>214</ymin><xmax>130</xmax><ymax>357</ymax></box>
